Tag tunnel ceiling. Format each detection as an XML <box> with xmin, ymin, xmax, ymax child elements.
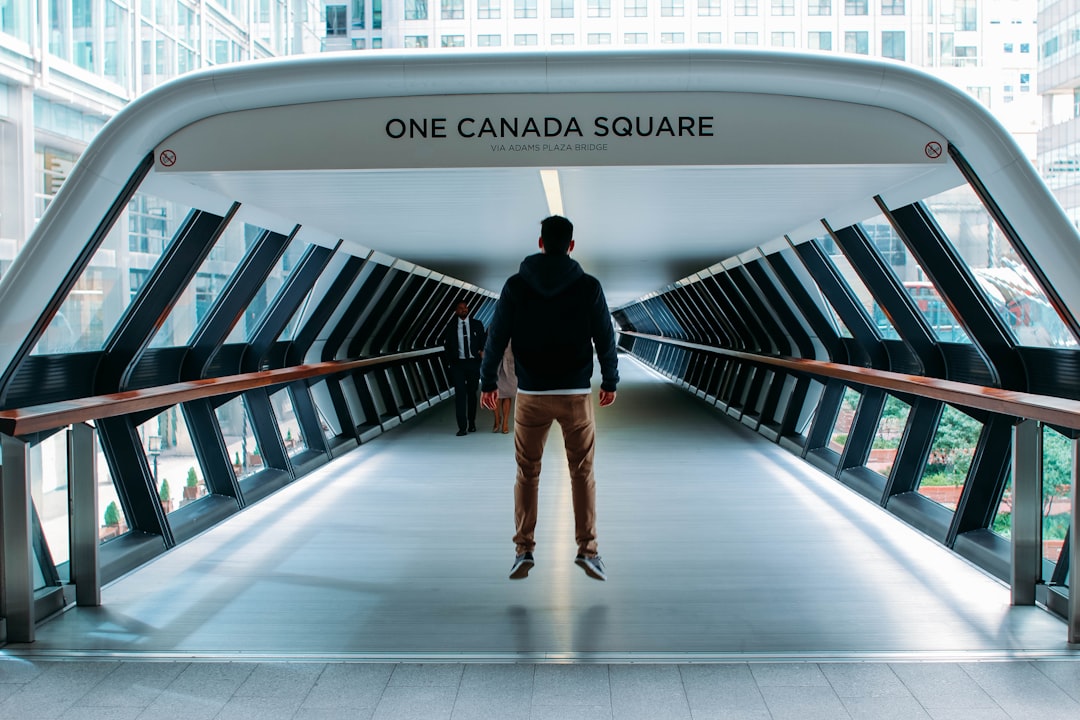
<box><xmin>148</xmin><ymin>162</ymin><xmax>954</xmax><ymax>307</ymax></box>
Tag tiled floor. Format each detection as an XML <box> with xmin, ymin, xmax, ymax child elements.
<box><xmin>2</xmin><ymin>658</ymin><xmax>1080</xmax><ymax>719</ymax></box>
<box><xmin>2</xmin><ymin>358</ymin><xmax>1079</xmax><ymax>718</ymax></box>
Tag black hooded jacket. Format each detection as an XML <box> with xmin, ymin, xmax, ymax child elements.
<box><xmin>480</xmin><ymin>253</ymin><xmax>619</xmax><ymax>393</ymax></box>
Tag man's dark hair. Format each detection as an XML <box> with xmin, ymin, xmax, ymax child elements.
<box><xmin>540</xmin><ymin>215</ymin><xmax>574</xmax><ymax>255</ymax></box>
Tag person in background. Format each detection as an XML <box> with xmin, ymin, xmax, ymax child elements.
<box><xmin>493</xmin><ymin>342</ymin><xmax>517</xmax><ymax>434</ymax></box>
<box><xmin>442</xmin><ymin>300</ymin><xmax>486</xmax><ymax>437</ymax></box>
<box><xmin>480</xmin><ymin>215</ymin><xmax>619</xmax><ymax>582</ymax></box>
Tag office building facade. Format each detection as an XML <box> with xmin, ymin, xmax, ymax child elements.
<box><xmin>0</xmin><ymin>0</ymin><xmax>324</xmax><ymax>278</ymax></box>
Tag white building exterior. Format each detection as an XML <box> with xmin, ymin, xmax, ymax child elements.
<box><xmin>326</xmin><ymin>0</ymin><xmax>1039</xmax><ymax>150</ymax></box>
<box><xmin>0</xmin><ymin>0</ymin><xmax>324</xmax><ymax>276</ymax></box>
<box><xmin>1038</xmin><ymin>0</ymin><xmax>1080</xmax><ymax>228</ymax></box>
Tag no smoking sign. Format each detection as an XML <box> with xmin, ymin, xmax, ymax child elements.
<box><xmin>159</xmin><ymin>149</ymin><xmax>176</xmax><ymax>167</ymax></box>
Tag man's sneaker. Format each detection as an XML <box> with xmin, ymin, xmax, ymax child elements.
<box><xmin>575</xmin><ymin>554</ymin><xmax>607</xmax><ymax>581</ymax></box>
<box><xmin>509</xmin><ymin>552</ymin><xmax>534</xmax><ymax>580</ymax></box>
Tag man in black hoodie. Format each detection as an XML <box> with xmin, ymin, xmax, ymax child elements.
<box><xmin>480</xmin><ymin>215</ymin><xmax>619</xmax><ymax>582</ymax></box>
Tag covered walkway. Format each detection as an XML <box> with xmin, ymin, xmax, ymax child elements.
<box><xmin>2</xmin><ymin>361</ymin><xmax>1079</xmax><ymax>719</ymax></box>
<box><xmin>4</xmin><ymin>360</ymin><xmax>1069</xmax><ymax>660</ymax></box>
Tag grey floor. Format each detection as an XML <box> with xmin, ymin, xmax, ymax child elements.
<box><xmin>2</xmin><ymin>358</ymin><xmax>1079</xmax><ymax>718</ymax></box>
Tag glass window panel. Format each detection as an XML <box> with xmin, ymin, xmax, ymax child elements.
<box><xmin>1040</xmin><ymin>426</ymin><xmax>1072</xmax><ymax>569</ymax></box>
<box><xmin>552</xmin><ymin>0</ymin><xmax>574</xmax><ymax>16</ymax></box>
<box><xmin>34</xmin><ymin>193</ymin><xmax>194</xmax><ymax>355</ymax></box>
<box><xmin>992</xmin><ymin>472</ymin><xmax>1011</xmax><ymax>540</ymax></box>
<box><xmin>697</xmin><ymin>0</ymin><xmax>721</xmax><ymax>15</ymax></box>
<box><xmin>881</xmin><ymin>30</ymin><xmax>905</xmax><ymax>61</ymax></box>
<box><xmin>149</xmin><ymin>220</ymin><xmax>261</xmax><ymax>348</ymax></box>
<box><xmin>225</xmin><ymin>234</ymin><xmax>309</xmax><ymax>344</ymax></box>
<box><xmin>311</xmin><ymin>380</ymin><xmax>343</xmax><ymax>439</ymax></box>
<box><xmin>280</xmin><ymin>288</ymin><xmax>313</xmax><ymax>341</ymax></box>
<box><xmin>818</xmin><ymin>235</ymin><xmax>896</xmax><ymax>339</ymax></box>
<box><xmin>845</xmin><ymin>30</ymin><xmax>868</xmax><ymax>54</ymax></box>
<box><xmin>808</xmin><ymin>31</ymin><xmax>831</xmax><ymax>50</ymax></box>
<box><xmin>30</xmin><ymin>431</ymin><xmax>70</xmax><ymax>582</ymax></box>
<box><xmin>660</xmin><ymin>0</ymin><xmax>683</xmax><ymax>16</ymax></box>
<box><xmin>924</xmin><ymin>186</ymin><xmax>1078</xmax><ymax>348</ymax></box>
<box><xmin>771</xmin><ymin>0</ymin><xmax>793</xmax><ymax>15</ymax></box>
<box><xmin>441</xmin><ymin>0</ymin><xmax>464</xmax><ymax>18</ymax></box>
<box><xmin>917</xmin><ymin>404</ymin><xmax>982</xmax><ymax>510</ymax></box>
<box><xmin>771</xmin><ymin>31</ymin><xmax>795</xmax><ymax>47</ymax></box>
<box><xmin>216</xmin><ymin>396</ymin><xmax>261</xmax><ymax>479</ymax></box>
<box><xmin>1</xmin><ymin>0</ymin><xmax>34</xmax><ymax>41</ymax></box>
<box><xmin>96</xmin><ymin>433</ymin><xmax>129</xmax><ymax>544</ymax></box>
<box><xmin>138</xmin><ymin>406</ymin><xmax>199</xmax><ymax>515</ymax></box>
<box><xmin>797</xmin><ymin>379</ymin><xmax>826</xmax><ymax>437</ymax></box>
<box><xmin>869</xmin><ymin>395</ymin><xmax>910</xmax><ymax>477</ymax></box>
<box><xmin>829</xmin><ymin>387</ymin><xmax>861</xmax><ymax>452</ymax></box>
<box><xmin>860</xmin><ymin>214</ymin><xmax>968</xmax><ymax>343</ymax></box>
<box><xmin>270</xmin><ymin>388</ymin><xmax>307</xmax><ymax>455</ymax></box>
<box><xmin>404</xmin><ymin>0</ymin><xmax>428</xmax><ymax>19</ymax></box>
<box><xmin>734</xmin><ymin>0</ymin><xmax>757</xmax><ymax>15</ymax></box>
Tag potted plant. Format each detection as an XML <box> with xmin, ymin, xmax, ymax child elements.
<box><xmin>183</xmin><ymin>467</ymin><xmax>200</xmax><ymax>500</ymax></box>
<box><xmin>247</xmin><ymin>446</ymin><xmax>262</xmax><ymax>467</ymax></box>
<box><xmin>233</xmin><ymin>450</ymin><xmax>242</xmax><ymax>474</ymax></box>
<box><xmin>159</xmin><ymin>478</ymin><xmax>171</xmax><ymax>513</ymax></box>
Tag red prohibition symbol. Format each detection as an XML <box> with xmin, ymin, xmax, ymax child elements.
<box><xmin>924</xmin><ymin>141</ymin><xmax>943</xmax><ymax>159</ymax></box>
<box><xmin>159</xmin><ymin>149</ymin><xmax>176</xmax><ymax>167</ymax></box>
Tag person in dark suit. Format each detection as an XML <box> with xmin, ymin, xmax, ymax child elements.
<box><xmin>442</xmin><ymin>300</ymin><xmax>487</xmax><ymax>436</ymax></box>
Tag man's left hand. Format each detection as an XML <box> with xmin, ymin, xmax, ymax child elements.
<box><xmin>480</xmin><ymin>390</ymin><xmax>498</xmax><ymax>411</ymax></box>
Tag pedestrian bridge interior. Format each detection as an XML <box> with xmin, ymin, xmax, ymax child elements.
<box><xmin>1</xmin><ymin>49</ymin><xmax>1079</xmax><ymax>674</ymax></box>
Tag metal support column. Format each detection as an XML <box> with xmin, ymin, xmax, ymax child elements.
<box><xmin>69</xmin><ymin>423</ymin><xmax>100</xmax><ymax>607</ymax></box>
<box><xmin>1070</xmin><ymin>440</ymin><xmax>1079</xmax><ymax>644</ymax></box>
<box><xmin>1011</xmin><ymin>419</ymin><xmax>1041</xmax><ymax>606</ymax></box>
<box><xmin>1</xmin><ymin>433</ymin><xmax>34</xmax><ymax>642</ymax></box>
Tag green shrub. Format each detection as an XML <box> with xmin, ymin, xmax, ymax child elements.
<box><xmin>103</xmin><ymin>501</ymin><xmax>120</xmax><ymax>526</ymax></box>
<box><xmin>920</xmin><ymin>472</ymin><xmax>955</xmax><ymax>487</ymax></box>
<box><xmin>187</xmin><ymin>467</ymin><xmax>198</xmax><ymax>487</ymax></box>
<box><xmin>159</xmin><ymin>478</ymin><xmax>170</xmax><ymax>502</ymax></box>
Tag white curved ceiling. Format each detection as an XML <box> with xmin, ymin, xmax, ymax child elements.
<box><xmin>154</xmin><ymin>162</ymin><xmax>954</xmax><ymax>306</ymax></box>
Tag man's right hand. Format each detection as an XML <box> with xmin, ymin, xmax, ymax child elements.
<box><xmin>599</xmin><ymin>390</ymin><xmax>616</xmax><ymax>407</ymax></box>
<box><xmin>481</xmin><ymin>390</ymin><xmax>498</xmax><ymax>411</ymax></box>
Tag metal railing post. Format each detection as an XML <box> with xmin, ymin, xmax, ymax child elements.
<box><xmin>1011</xmin><ymin>419</ymin><xmax>1041</xmax><ymax>606</ymax></box>
<box><xmin>1</xmin><ymin>432</ymin><xmax>34</xmax><ymax>642</ymax></box>
<box><xmin>69</xmin><ymin>423</ymin><xmax>100</xmax><ymax>607</ymax></box>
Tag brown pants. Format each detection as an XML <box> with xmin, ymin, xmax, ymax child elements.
<box><xmin>512</xmin><ymin>392</ymin><xmax>598</xmax><ymax>557</ymax></box>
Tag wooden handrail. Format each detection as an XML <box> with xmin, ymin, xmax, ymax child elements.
<box><xmin>624</xmin><ymin>332</ymin><xmax>1080</xmax><ymax>430</ymax></box>
<box><xmin>0</xmin><ymin>348</ymin><xmax>444</xmax><ymax>437</ymax></box>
